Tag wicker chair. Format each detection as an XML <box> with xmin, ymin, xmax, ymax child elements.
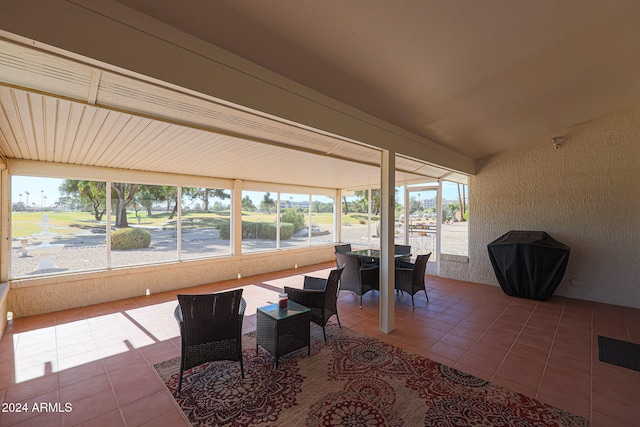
<box><xmin>395</xmin><ymin>253</ymin><xmax>431</xmax><ymax>308</ymax></box>
<box><xmin>283</xmin><ymin>265</ymin><xmax>345</xmax><ymax>342</ymax></box>
<box><xmin>394</xmin><ymin>244</ymin><xmax>412</xmax><ymax>264</ymax></box>
<box><xmin>174</xmin><ymin>289</ymin><xmax>246</xmax><ymax>394</ymax></box>
<box><xmin>335</xmin><ymin>252</ymin><xmax>379</xmax><ymax>308</ymax></box>
<box><xmin>334</xmin><ymin>244</ymin><xmax>352</xmax><ymax>253</ymax></box>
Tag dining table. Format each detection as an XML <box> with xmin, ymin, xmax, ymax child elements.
<box><xmin>346</xmin><ymin>249</ymin><xmax>411</xmax><ymax>265</ymax></box>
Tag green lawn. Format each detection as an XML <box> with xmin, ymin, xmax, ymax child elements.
<box><xmin>10</xmin><ymin>210</ymin><xmax>371</xmax><ymax>238</ymax></box>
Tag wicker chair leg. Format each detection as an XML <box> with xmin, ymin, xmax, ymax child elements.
<box><xmin>177</xmin><ymin>368</ymin><xmax>185</xmax><ymax>395</ymax></box>
<box><xmin>322</xmin><ymin>326</ymin><xmax>327</xmax><ymax>342</ymax></box>
<box><xmin>411</xmin><ymin>294</ymin><xmax>415</xmax><ymax>309</ymax></box>
<box><xmin>424</xmin><ymin>290</ymin><xmax>429</xmax><ymax>302</ymax></box>
<box><xmin>240</xmin><ymin>356</ymin><xmax>245</xmax><ymax>379</ymax></box>
<box><xmin>335</xmin><ymin>312</ymin><xmax>342</xmax><ymax>328</ymax></box>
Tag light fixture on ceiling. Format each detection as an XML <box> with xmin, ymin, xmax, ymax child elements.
<box><xmin>552</xmin><ymin>136</ymin><xmax>564</xmax><ymax>149</ymax></box>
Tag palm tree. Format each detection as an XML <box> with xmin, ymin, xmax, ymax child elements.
<box><xmin>25</xmin><ymin>191</ymin><xmax>29</xmax><ymax>205</ymax></box>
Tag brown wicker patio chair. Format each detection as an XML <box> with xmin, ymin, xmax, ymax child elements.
<box><xmin>395</xmin><ymin>253</ymin><xmax>431</xmax><ymax>308</ymax></box>
<box><xmin>283</xmin><ymin>265</ymin><xmax>345</xmax><ymax>342</ymax></box>
<box><xmin>174</xmin><ymin>289</ymin><xmax>246</xmax><ymax>395</ymax></box>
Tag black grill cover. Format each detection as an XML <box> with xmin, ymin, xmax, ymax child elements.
<box><xmin>487</xmin><ymin>231</ymin><xmax>570</xmax><ymax>301</ymax></box>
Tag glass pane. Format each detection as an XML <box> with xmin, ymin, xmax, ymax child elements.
<box><xmin>408</xmin><ymin>190</ymin><xmax>437</xmax><ymax>257</ymax></box>
<box><xmin>394</xmin><ymin>186</ymin><xmax>405</xmax><ymax>245</ymax></box>
<box><xmin>280</xmin><ymin>193</ymin><xmax>309</xmax><ymax>249</ymax></box>
<box><xmin>181</xmin><ymin>187</ymin><xmax>232</xmax><ymax>259</ymax></box>
<box><xmin>11</xmin><ymin>176</ymin><xmax>107</xmax><ymax>278</ymax></box>
<box><xmin>241</xmin><ymin>191</ymin><xmax>277</xmax><ymax>253</ymax></box>
<box><xmin>340</xmin><ymin>190</ymin><xmax>378</xmax><ymax>248</ymax></box>
<box><xmin>441</xmin><ymin>181</ymin><xmax>469</xmax><ymax>256</ymax></box>
<box><xmin>110</xmin><ymin>184</ymin><xmax>178</xmax><ymax>267</ymax></box>
<box><xmin>310</xmin><ymin>195</ymin><xmax>334</xmax><ymax>246</ymax></box>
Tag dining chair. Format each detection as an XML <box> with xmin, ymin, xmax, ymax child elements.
<box><xmin>284</xmin><ymin>265</ymin><xmax>345</xmax><ymax>342</ymax></box>
<box><xmin>334</xmin><ymin>243</ymin><xmax>352</xmax><ymax>253</ymax></box>
<box><xmin>395</xmin><ymin>253</ymin><xmax>431</xmax><ymax>308</ymax></box>
<box><xmin>335</xmin><ymin>252</ymin><xmax>379</xmax><ymax>308</ymax></box>
<box><xmin>394</xmin><ymin>244</ymin><xmax>412</xmax><ymax>264</ymax></box>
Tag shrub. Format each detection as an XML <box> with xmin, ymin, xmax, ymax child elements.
<box><xmin>281</xmin><ymin>208</ymin><xmax>306</xmax><ymax>233</ymax></box>
<box><xmin>219</xmin><ymin>221</ymin><xmax>294</xmax><ymax>240</ymax></box>
<box><xmin>111</xmin><ymin>227</ymin><xmax>151</xmax><ymax>250</ymax></box>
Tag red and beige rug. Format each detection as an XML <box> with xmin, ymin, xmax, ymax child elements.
<box><xmin>154</xmin><ymin>324</ymin><xmax>587</xmax><ymax>426</ymax></box>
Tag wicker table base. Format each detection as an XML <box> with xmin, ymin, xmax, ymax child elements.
<box><xmin>256</xmin><ymin>301</ymin><xmax>311</xmax><ymax>368</ymax></box>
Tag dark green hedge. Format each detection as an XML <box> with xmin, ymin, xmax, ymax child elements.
<box><xmin>219</xmin><ymin>221</ymin><xmax>294</xmax><ymax>240</ymax></box>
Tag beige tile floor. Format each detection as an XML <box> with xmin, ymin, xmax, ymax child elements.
<box><xmin>1</xmin><ymin>262</ymin><xmax>639</xmax><ymax>426</ymax></box>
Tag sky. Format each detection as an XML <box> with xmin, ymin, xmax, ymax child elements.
<box><xmin>10</xmin><ymin>176</ymin><xmax>465</xmax><ymax>208</ymax></box>
<box><xmin>11</xmin><ymin>177</ymin><xmax>63</xmax><ymax>208</ymax></box>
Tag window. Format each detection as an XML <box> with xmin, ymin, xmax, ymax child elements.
<box><xmin>440</xmin><ymin>181</ymin><xmax>469</xmax><ymax>256</ymax></box>
<box><xmin>394</xmin><ymin>186</ymin><xmax>405</xmax><ymax>245</ymax></box>
<box><xmin>181</xmin><ymin>187</ymin><xmax>232</xmax><ymax>259</ymax></box>
<box><xmin>10</xmin><ymin>174</ymin><xmax>337</xmax><ymax>279</ymax></box>
<box><xmin>280</xmin><ymin>193</ymin><xmax>309</xmax><ymax>249</ymax></box>
<box><xmin>12</xmin><ymin>176</ymin><xmax>107</xmax><ymax>278</ymax></box>
<box><xmin>110</xmin><ymin>183</ymin><xmax>178</xmax><ymax>267</ymax></box>
<box><xmin>310</xmin><ymin>195</ymin><xmax>334</xmax><ymax>246</ymax></box>
<box><xmin>241</xmin><ymin>191</ymin><xmax>278</xmax><ymax>253</ymax></box>
<box><xmin>340</xmin><ymin>189</ymin><xmax>378</xmax><ymax>248</ymax></box>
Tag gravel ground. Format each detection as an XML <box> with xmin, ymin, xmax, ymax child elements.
<box><xmin>11</xmin><ymin>222</ymin><xmax>468</xmax><ymax>278</ymax></box>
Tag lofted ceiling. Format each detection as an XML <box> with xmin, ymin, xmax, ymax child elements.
<box><xmin>2</xmin><ymin>0</ymin><xmax>639</xmax><ymax>190</ymax></box>
<box><xmin>113</xmin><ymin>0</ymin><xmax>640</xmax><ymax>159</ymax></box>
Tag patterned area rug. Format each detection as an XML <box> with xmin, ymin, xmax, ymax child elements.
<box><xmin>154</xmin><ymin>323</ymin><xmax>587</xmax><ymax>426</ymax></box>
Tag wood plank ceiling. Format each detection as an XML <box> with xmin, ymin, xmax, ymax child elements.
<box><xmin>0</xmin><ymin>38</ymin><xmax>467</xmax><ymax>190</ymax></box>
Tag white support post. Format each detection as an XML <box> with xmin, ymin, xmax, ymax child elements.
<box><xmin>0</xmin><ymin>169</ymin><xmax>10</xmax><ymax>282</ymax></box>
<box><xmin>367</xmin><ymin>188</ymin><xmax>372</xmax><ymax>248</ymax></box>
<box><xmin>435</xmin><ymin>179</ymin><xmax>443</xmax><ymax>274</ymax></box>
<box><xmin>404</xmin><ymin>186</ymin><xmax>410</xmax><ymax>245</ymax></box>
<box><xmin>106</xmin><ymin>181</ymin><xmax>112</xmax><ymax>268</ymax></box>
<box><xmin>335</xmin><ymin>189</ymin><xmax>342</xmax><ymax>243</ymax></box>
<box><xmin>176</xmin><ymin>186</ymin><xmax>182</xmax><ymax>260</ymax></box>
<box><xmin>276</xmin><ymin>193</ymin><xmax>281</xmax><ymax>249</ymax></box>
<box><xmin>232</xmin><ymin>180</ymin><xmax>243</xmax><ymax>256</ymax></box>
<box><xmin>379</xmin><ymin>150</ymin><xmax>395</xmax><ymax>333</ymax></box>
<box><xmin>308</xmin><ymin>194</ymin><xmax>312</xmax><ymax>244</ymax></box>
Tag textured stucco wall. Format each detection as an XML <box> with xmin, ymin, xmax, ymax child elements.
<box><xmin>442</xmin><ymin>106</ymin><xmax>640</xmax><ymax>308</ymax></box>
<box><xmin>8</xmin><ymin>246</ymin><xmax>335</xmax><ymax>318</ymax></box>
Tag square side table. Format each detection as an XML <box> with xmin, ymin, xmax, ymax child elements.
<box><xmin>256</xmin><ymin>301</ymin><xmax>310</xmax><ymax>368</ymax></box>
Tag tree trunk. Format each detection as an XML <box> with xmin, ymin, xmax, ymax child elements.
<box><xmin>111</xmin><ymin>183</ymin><xmax>139</xmax><ymax>227</ymax></box>
<box><xmin>117</xmin><ymin>203</ymin><xmax>129</xmax><ymax>227</ymax></box>
<box><xmin>167</xmin><ymin>202</ymin><xmax>178</xmax><ymax>220</ymax></box>
<box><xmin>203</xmin><ymin>192</ymin><xmax>209</xmax><ymax>211</ymax></box>
<box><xmin>457</xmin><ymin>184</ymin><xmax>467</xmax><ymax>221</ymax></box>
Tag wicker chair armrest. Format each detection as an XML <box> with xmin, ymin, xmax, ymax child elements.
<box><xmin>174</xmin><ymin>304</ymin><xmax>183</xmax><ymax>324</ymax></box>
<box><xmin>284</xmin><ymin>286</ymin><xmax>325</xmax><ymax>309</ymax></box>
<box><xmin>396</xmin><ymin>260</ymin><xmax>414</xmax><ymax>269</ymax></box>
<box><xmin>303</xmin><ymin>276</ymin><xmax>328</xmax><ymax>291</ymax></box>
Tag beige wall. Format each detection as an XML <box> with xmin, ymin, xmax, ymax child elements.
<box><xmin>441</xmin><ymin>105</ymin><xmax>640</xmax><ymax>308</ymax></box>
<box><xmin>8</xmin><ymin>246</ymin><xmax>335</xmax><ymax>318</ymax></box>
<box><xmin>0</xmin><ymin>283</ymin><xmax>8</xmax><ymax>340</ymax></box>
